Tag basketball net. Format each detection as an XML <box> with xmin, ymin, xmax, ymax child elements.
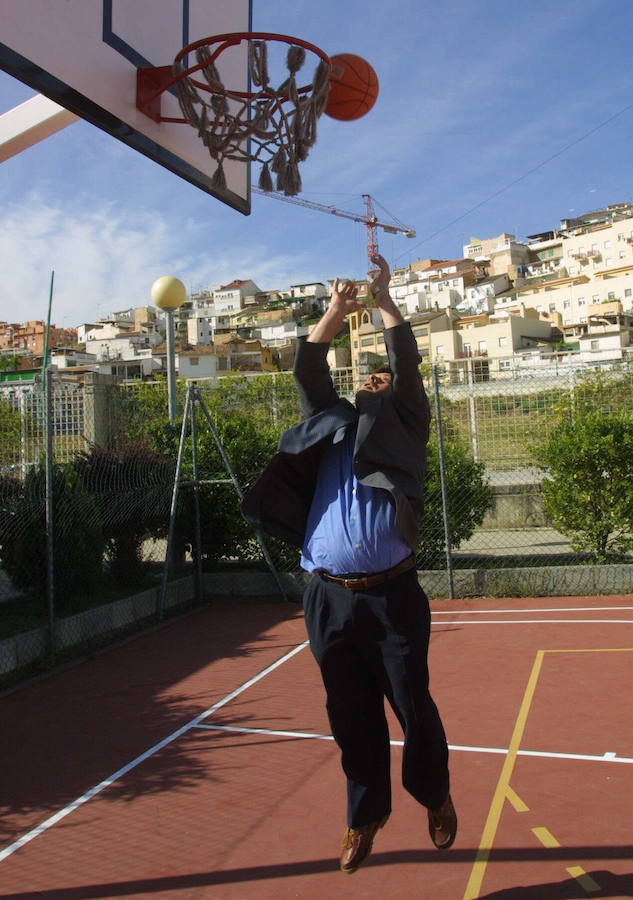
<box><xmin>173</xmin><ymin>34</ymin><xmax>331</xmax><ymax>197</ymax></box>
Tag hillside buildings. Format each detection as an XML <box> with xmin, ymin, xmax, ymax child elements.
<box><xmin>4</xmin><ymin>202</ymin><xmax>633</xmax><ymax>388</ymax></box>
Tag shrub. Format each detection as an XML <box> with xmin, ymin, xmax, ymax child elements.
<box><xmin>74</xmin><ymin>444</ymin><xmax>175</xmax><ymax>588</ymax></box>
<box><xmin>0</xmin><ymin>464</ymin><xmax>105</xmax><ymax>608</ymax></box>
<box><xmin>417</xmin><ymin>431</ymin><xmax>493</xmax><ymax>568</ymax></box>
<box><xmin>533</xmin><ymin>407</ymin><xmax>633</xmax><ymax>561</ymax></box>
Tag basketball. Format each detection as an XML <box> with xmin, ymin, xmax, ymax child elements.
<box><xmin>324</xmin><ymin>53</ymin><xmax>379</xmax><ymax>121</ymax></box>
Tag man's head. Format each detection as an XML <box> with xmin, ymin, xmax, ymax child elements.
<box><xmin>355</xmin><ymin>366</ymin><xmax>393</xmax><ymax>408</ymax></box>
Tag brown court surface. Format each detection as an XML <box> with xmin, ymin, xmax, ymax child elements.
<box><xmin>1</xmin><ymin>595</ymin><xmax>632</xmax><ymax>900</ymax></box>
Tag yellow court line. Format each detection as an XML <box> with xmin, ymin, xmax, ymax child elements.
<box><xmin>566</xmin><ymin>866</ymin><xmax>601</xmax><ymax>892</ymax></box>
<box><xmin>532</xmin><ymin>826</ymin><xmax>560</xmax><ymax>848</ymax></box>
<box><xmin>462</xmin><ymin>650</ymin><xmax>545</xmax><ymax>900</ymax></box>
<box><xmin>463</xmin><ymin>645</ymin><xmax>633</xmax><ymax>899</ymax></box>
<box><xmin>505</xmin><ymin>786</ymin><xmax>529</xmax><ymax>813</ymax></box>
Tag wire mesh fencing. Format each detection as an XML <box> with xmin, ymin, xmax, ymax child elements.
<box><xmin>2</xmin><ymin>359</ymin><xmax>633</xmax><ymax>683</ymax></box>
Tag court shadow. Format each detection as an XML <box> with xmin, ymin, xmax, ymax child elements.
<box><xmin>0</xmin><ymin>598</ymin><xmax>311</xmax><ymax>843</ymax></box>
<box><xmin>0</xmin><ymin>856</ymin><xmax>632</xmax><ymax>900</ymax></box>
<box><xmin>477</xmin><ymin>869</ymin><xmax>633</xmax><ymax>898</ymax></box>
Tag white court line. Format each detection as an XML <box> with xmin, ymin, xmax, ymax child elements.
<box><xmin>195</xmin><ymin>723</ymin><xmax>633</xmax><ymax>765</ymax></box>
<box><xmin>432</xmin><ymin>606</ymin><xmax>633</xmax><ymax>614</ymax></box>
<box><xmin>431</xmin><ymin>619</ymin><xmax>633</xmax><ymax>625</ymax></box>
<box><xmin>0</xmin><ymin>640</ymin><xmax>309</xmax><ymax>864</ymax></box>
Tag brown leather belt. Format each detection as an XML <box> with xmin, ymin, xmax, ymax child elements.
<box><xmin>317</xmin><ymin>554</ymin><xmax>416</xmax><ymax>592</ymax></box>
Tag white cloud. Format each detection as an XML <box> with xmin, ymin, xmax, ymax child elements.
<box><xmin>0</xmin><ymin>194</ymin><xmax>319</xmax><ymax>327</ymax></box>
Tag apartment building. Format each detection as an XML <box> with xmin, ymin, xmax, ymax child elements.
<box><xmin>463</xmin><ymin>233</ymin><xmax>531</xmax><ymax>279</ymax></box>
<box><xmin>213</xmin><ymin>279</ymin><xmax>261</xmax><ymax>312</ymax></box>
<box><xmin>8</xmin><ymin>320</ymin><xmax>77</xmax><ymax>355</ymax></box>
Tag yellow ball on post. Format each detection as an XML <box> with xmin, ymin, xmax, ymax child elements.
<box><xmin>151</xmin><ymin>275</ymin><xmax>186</xmax><ymax>310</ymax></box>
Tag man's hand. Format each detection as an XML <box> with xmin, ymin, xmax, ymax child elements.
<box><xmin>368</xmin><ymin>253</ymin><xmax>403</xmax><ymax>328</ymax></box>
<box><xmin>369</xmin><ymin>254</ymin><xmax>391</xmax><ymax>295</ymax></box>
<box><xmin>330</xmin><ymin>278</ymin><xmax>364</xmax><ymax>316</ymax></box>
<box><xmin>307</xmin><ymin>278</ymin><xmax>364</xmax><ymax>343</ymax></box>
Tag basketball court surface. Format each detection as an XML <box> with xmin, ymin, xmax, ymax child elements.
<box><xmin>1</xmin><ymin>594</ymin><xmax>632</xmax><ymax>899</ymax></box>
<box><xmin>1</xmin><ymin>7</ymin><xmax>632</xmax><ymax>898</ymax></box>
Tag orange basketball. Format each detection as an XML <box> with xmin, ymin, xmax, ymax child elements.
<box><xmin>324</xmin><ymin>53</ymin><xmax>379</xmax><ymax>121</ymax></box>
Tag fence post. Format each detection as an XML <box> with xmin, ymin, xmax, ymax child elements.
<box><xmin>271</xmin><ymin>372</ymin><xmax>279</xmax><ymax>429</ymax></box>
<box><xmin>190</xmin><ymin>386</ymin><xmax>203</xmax><ymax>603</ymax></box>
<box><xmin>467</xmin><ymin>358</ymin><xmax>479</xmax><ymax>462</ymax></box>
<box><xmin>432</xmin><ymin>365</ymin><xmax>455</xmax><ymax>600</ymax></box>
<box><xmin>44</xmin><ymin>367</ymin><xmax>56</xmax><ymax>662</ymax></box>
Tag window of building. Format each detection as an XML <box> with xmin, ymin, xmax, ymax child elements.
<box><xmin>620</xmin><ymin>250</ymin><xmax>627</xmax><ymax>259</ymax></box>
<box><xmin>606</xmin><ymin>258</ymin><xmax>614</xmax><ymax>266</ymax></box>
<box><xmin>618</xmin><ymin>233</ymin><xmax>625</xmax><ymax>241</ymax></box>
<box><xmin>569</xmin><ymin>266</ymin><xmax>577</xmax><ymax>275</ymax></box>
<box><xmin>604</xmin><ymin>240</ymin><xmax>612</xmax><ymax>249</ymax></box>
<box><xmin>361</xmin><ymin>337</ymin><xmax>375</xmax><ymax>347</ymax></box>
<box><xmin>590</xmin><ymin>340</ymin><xmax>600</xmax><ymax>351</ymax></box>
<box><xmin>563</xmin><ymin>300</ymin><xmax>571</xmax><ymax>308</ymax></box>
<box><xmin>478</xmin><ymin>340</ymin><xmax>487</xmax><ymax>353</ymax></box>
<box><xmin>499</xmin><ymin>359</ymin><xmax>512</xmax><ymax>370</ymax></box>
<box><xmin>578</xmin><ymin>297</ymin><xmax>585</xmax><ymax>306</ymax></box>
<box><xmin>580</xmin><ymin>316</ymin><xmax>587</xmax><ymax>323</ymax></box>
<box><xmin>625</xmin><ymin>289</ymin><xmax>632</xmax><ymax>298</ymax></box>
<box><xmin>608</xmin><ymin>292</ymin><xmax>616</xmax><ymax>300</ymax></box>
<box><xmin>549</xmin><ymin>303</ymin><xmax>556</xmax><ymax>312</ymax></box>
<box><xmin>592</xmin><ymin>295</ymin><xmax>600</xmax><ymax>302</ymax></box>
<box><xmin>435</xmin><ymin>345</ymin><xmax>444</xmax><ymax>356</ymax></box>
<box><xmin>498</xmin><ymin>336</ymin><xmax>508</xmax><ymax>347</ymax></box>
<box><xmin>412</xmin><ymin>326</ymin><xmax>428</xmax><ymax>336</ymax></box>
<box><xmin>189</xmin><ymin>357</ymin><xmax>199</xmax><ymax>366</ymax></box>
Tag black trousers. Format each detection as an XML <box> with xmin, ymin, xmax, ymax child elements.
<box><xmin>303</xmin><ymin>567</ymin><xmax>450</xmax><ymax>828</ymax></box>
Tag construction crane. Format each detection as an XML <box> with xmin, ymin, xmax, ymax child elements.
<box><xmin>252</xmin><ymin>189</ymin><xmax>416</xmax><ymax>262</ymax></box>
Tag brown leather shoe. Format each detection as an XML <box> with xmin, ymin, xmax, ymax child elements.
<box><xmin>428</xmin><ymin>794</ymin><xmax>457</xmax><ymax>849</ymax></box>
<box><xmin>339</xmin><ymin>814</ymin><xmax>389</xmax><ymax>874</ymax></box>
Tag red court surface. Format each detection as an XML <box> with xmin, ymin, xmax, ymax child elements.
<box><xmin>1</xmin><ymin>595</ymin><xmax>632</xmax><ymax>899</ymax></box>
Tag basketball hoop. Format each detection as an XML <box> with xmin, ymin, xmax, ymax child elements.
<box><xmin>136</xmin><ymin>33</ymin><xmax>331</xmax><ymax>197</ymax></box>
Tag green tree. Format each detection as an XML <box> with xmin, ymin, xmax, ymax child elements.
<box><xmin>0</xmin><ymin>397</ymin><xmax>21</xmax><ymax>470</ymax></box>
<box><xmin>533</xmin><ymin>408</ymin><xmax>633</xmax><ymax>562</ymax></box>
<box><xmin>0</xmin><ymin>463</ymin><xmax>105</xmax><ymax>608</ymax></box>
<box><xmin>0</xmin><ymin>354</ymin><xmax>23</xmax><ymax>372</ymax></box>
<box><xmin>74</xmin><ymin>444</ymin><xmax>175</xmax><ymax>588</ymax></box>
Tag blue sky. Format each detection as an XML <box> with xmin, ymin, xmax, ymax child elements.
<box><xmin>2</xmin><ymin>0</ymin><xmax>633</xmax><ymax>328</ymax></box>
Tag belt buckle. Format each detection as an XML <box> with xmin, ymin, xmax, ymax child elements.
<box><xmin>341</xmin><ymin>577</ymin><xmax>354</xmax><ymax>590</ymax></box>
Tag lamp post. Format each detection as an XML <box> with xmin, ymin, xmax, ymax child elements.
<box><xmin>151</xmin><ymin>275</ymin><xmax>186</xmax><ymax>422</ymax></box>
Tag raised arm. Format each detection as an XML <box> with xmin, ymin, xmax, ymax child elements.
<box><xmin>307</xmin><ymin>278</ymin><xmax>364</xmax><ymax>343</ymax></box>
<box><xmin>294</xmin><ymin>279</ymin><xmax>364</xmax><ymax>417</ymax></box>
<box><xmin>368</xmin><ymin>253</ymin><xmax>404</xmax><ymax>329</ymax></box>
<box><xmin>368</xmin><ymin>254</ymin><xmax>429</xmax><ymax>428</ymax></box>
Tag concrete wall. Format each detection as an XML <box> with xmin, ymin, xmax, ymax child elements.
<box><xmin>482</xmin><ymin>482</ymin><xmax>547</xmax><ymax>528</ymax></box>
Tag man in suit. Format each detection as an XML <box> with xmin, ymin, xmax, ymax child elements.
<box><xmin>242</xmin><ymin>254</ymin><xmax>455</xmax><ymax>873</ymax></box>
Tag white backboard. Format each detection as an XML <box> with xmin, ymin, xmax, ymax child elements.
<box><xmin>0</xmin><ymin>0</ymin><xmax>252</xmax><ymax>213</ymax></box>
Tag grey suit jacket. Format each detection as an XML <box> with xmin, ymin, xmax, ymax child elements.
<box><xmin>241</xmin><ymin>321</ymin><xmax>430</xmax><ymax>550</ymax></box>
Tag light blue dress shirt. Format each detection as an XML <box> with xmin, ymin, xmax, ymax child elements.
<box><xmin>300</xmin><ymin>425</ymin><xmax>411</xmax><ymax>575</ymax></box>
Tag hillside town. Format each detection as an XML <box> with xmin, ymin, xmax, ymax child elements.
<box><xmin>3</xmin><ymin>201</ymin><xmax>633</xmax><ymax>388</ymax></box>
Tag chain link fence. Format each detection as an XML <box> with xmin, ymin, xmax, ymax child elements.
<box><xmin>2</xmin><ymin>358</ymin><xmax>633</xmax><ymax>684</ymax></box>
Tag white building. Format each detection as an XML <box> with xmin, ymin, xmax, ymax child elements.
<box><xmin>213</xmin><ymin>279</ymin><xmax>261</xmax><ymax>313</ymax></box>
<box><xmin>86</xmin><ymin>330</ymin><xmax>162</xmax><ymax>361</ymax></box>
<box><xmin>257</xmin><ymin>320</ymin><xmax>310</xmax><ymax>346</ymax></box>
<box><xmin>431</xmin><ymin>309</ymin><xmax>557</xmax><ymax>378</ymax></box>
<box><xmin>177</xmin><ymin>347</ymin><xmax>219</xmax><ymax>379</ymax></box>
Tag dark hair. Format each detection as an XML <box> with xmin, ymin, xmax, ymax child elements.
<box><xmin>371</xmin><ymin>365</ymin><xmax>393</xmax><ymax>376</ymax></box>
